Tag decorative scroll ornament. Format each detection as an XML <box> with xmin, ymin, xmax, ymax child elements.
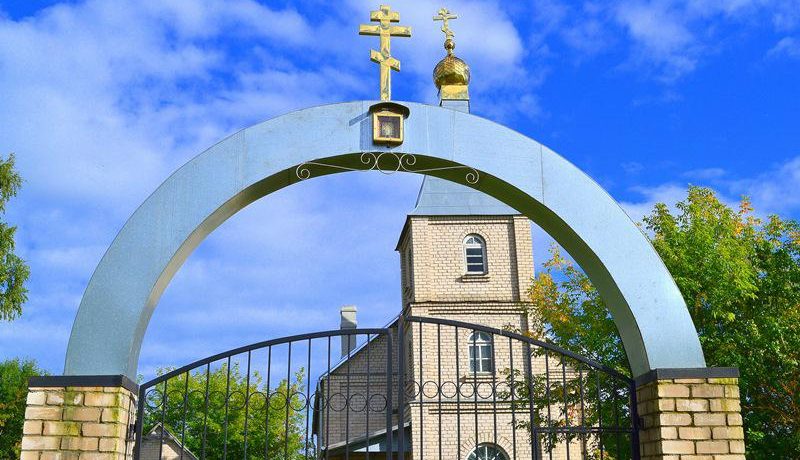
<box><xmin>295</xmin><ymin>152</ymin><xmax>480</xmax><ymax>184</ymax></box>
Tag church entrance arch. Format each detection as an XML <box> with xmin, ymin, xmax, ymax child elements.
<box><xmin>65</xmin><ymin>101</ymin><xmax>705</xmax><ymax>380</ymax></box>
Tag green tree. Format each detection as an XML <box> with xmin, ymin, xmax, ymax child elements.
<box><xmin>525</xmin><ymin>186</ymin><xmax>800</xmax><ymax>459</ymax></box>
<box><xmin>0</xmin><ymin>359</ymin><xmax>45</xmax><ymax>458</ymax></box>
<box><xmin>145</xmin><ymin>363</ymin><xmax>308</xmax><ymax>459</ymax></box>
<box><xmin>0</xmin><ymin>154</ymin><xmax>29</xmax><ymax>321</ymax></box>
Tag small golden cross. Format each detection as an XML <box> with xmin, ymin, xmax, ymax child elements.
<box><xmin>359</xmin><ymin>5</ymin><xmax>411</xmax><ymax>101</ymax></box>
<box><xmin>433</xmin><ymin>7</ymin><xmax>458</xmax><ymax>41</ymax></box>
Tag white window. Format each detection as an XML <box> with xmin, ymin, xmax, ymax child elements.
<box><xmin>404</xmin><ymin>249</ymin><xmax>413</xmax><ymax>289</ymax></box>
<box><xmin>467</xmin><ymin>444</ymin><xmax>508</xmax><ymax>460</ymax></box>
<box><xmin>463</xmin><ymin>234</ymin><xmax>487</xmax><ymax>274</ymax></box>
<box><xmin>468</xmin><ymin>331</ymin><xmax>494</xmax><ymax>373</ymax></box>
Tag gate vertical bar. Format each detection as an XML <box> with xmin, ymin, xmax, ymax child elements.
<box><xmin>345</xmin><ymin>336</ymin><xmax>352</xmax><ymax>460</ymax></box>
<box><xmin>285</xmin><ymin>342</ymin><xmax>292</xmax><ymax>460</ymax></box>
<box><xmin>472</xmin><ymin>330</ymin><xmax>478</xmax><ymax>458</ymax></box>
<box><xmin>180</xmin><ymin>371</ymin><xmax>189</xmax><ymax>460</ymax></box>
<box><xmin>325</xmin><ymin>338</ymin><xmax>331</xmax><ymax>460</ymax></box>
<box><xmin>305</xmin><ymin>339</ymin><xmax>312</xmax><ymax>460</ymax></box>
<box><xmin>366</xmin><ymin>333</ymin><xmax>372</xmax><ymax>460</ymax></box>
<box><xmin>491</xmin><ymin>332</ymin><xmax>498</xmax><ymax>452</ymax></box>
<box><xmin>524</xmin><ymin>342</ymin><xmax>540</xmax><ymax>460</ymax></box>
<box><xmin>397</xmin><ymin>317</ymin><xmax>406</xmax><ymax>460</ymax></box>
<box><xmin>508</xmin><ymin>336</ymin><xmax>517</xmax><ymax>460</ymax></box>
<box><xmin>630</xmin><ymin>380</ymin><xmax>641</xmax><ymax>460</ymax></box>
<box><xmin>133</xmin><ymin>384</ymin><xmax>146</xmax><ymax>460</ymax></box>
<box><xmin>455</xmin><ymin>327</ymin><xmax>461</xmax><ymax>460</ymax></box>
<box><xmin>562</xmin><ymin>358</ymin><xmax>571</xmax><ymax>460</ymax></box>
<box><xmin>243</xmin><ymin>351</ymin><xmax>252</xmax><ymax>459</ymax></box>
<box><xmin>266</xmin><ymin>346</ymin><xmax>273</xmax><ymax>460</ymax></box>
<box><xmin>202</xmin><ymin>363</ymin><xmax>210</xmax><ymax>460</ymax></box>
<box><xmin>223</xmin><ymin>356</ymin><xmax>231</xmax><ymax>460</ymax></box>
<box><xmin>597</xmin><ymin>372</ymin><xmax>604</xmax><ymax>460</ymax></box>
<box><xmin>578</xmin><ymin>366</ymin><xmax>585</xmax><ymax>459</ymax></box>
<box><xmin>544</xmin><ymin>350</ymin><xmax>553</xmax><ymax>460</ymax></box>
<box><xmin>386</xmin><ymin>328</ymin><xmax>394</xmax><ymax>460</ymax></box>
<box><xmin>436</xmin><ymin>323</ymin><xmax>442</xmax><ymax>460</ymax></box>
<box><xmin>418</xmin><ymin>320</ymin><xmax>424</xmax><ymax>460</ymax></box>
<box><xmin>158</xmin><ymin>379</ymin><xmax>167</xmax><ymax>459</ymax></box>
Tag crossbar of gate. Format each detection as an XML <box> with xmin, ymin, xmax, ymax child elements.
<box><xmin>131</xmin><ymin>316</ymin><xmax>639</xmax><ymax>460</ymax></box>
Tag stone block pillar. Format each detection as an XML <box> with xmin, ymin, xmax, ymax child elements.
<box><xmin>636</xmin><ymin>368</ymin><xmax>745</xmax><ymax>460</ymax></box>
<box><xmin>20</xmin><ymin>376</ymin><xmax>138</xmax><ymax>460</ymax></box>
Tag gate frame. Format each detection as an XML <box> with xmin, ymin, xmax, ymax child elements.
<box><xmin>130</xmin><ymin>315</ymin><xmax>642</xmax><ymax>460</ymax></box>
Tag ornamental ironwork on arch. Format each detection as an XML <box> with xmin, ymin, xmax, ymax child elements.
<box><xmin>131</xmin><ymin>316</ymin><xmax>640</xmax><ymax>460</ymax></box>
<box><xmin>295</xmin><ymin>151</ymin><xmax>481</xmax><ymax>184</ymax></box>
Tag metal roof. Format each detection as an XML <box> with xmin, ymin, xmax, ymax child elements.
<box><xmin>411</xmin><ymin>176</ymin><xmax>519</xmax><ymax>216</ymax></box>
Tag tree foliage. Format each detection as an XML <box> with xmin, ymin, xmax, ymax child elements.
<box><xmin>0</xmin><ymin>154</ymin><xmax>29</xmax><ymax>321</ymax></box>
<box><xmin>526</xmin><ymin>186</ymin><xmax>800</xmax><ymax>459</ymax></box>
<box><xmin>145</xmin><ymin>363</ymin><xmax>309</xmax><ymax>459</ymax></box>
<box><xmin>0</xmin><ymin>359</ymin><xmax>45</xmax><ymax>458</ymax></box>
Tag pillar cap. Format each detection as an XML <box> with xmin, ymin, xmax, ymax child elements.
<box><xmin>635</xmin><ymin>367</ymin><xmax>739</xmax><ymax>387</ymax></box>
<box><xmin>29</xmin><ymin>374</ymin><xmax>138</xmax><ymax>393</ymax></box>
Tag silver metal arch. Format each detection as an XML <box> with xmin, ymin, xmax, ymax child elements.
<box><xmin>65</xmin><ymin>101</ymin><xmax>705</xmax><ymax>379</ymax></box>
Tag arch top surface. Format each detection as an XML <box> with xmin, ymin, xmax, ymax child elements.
<box><xmin>65</xmin><ymin>101</ymin><xmax>705</xmax><ymax>379</ymax></box>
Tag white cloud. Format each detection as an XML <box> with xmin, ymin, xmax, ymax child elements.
<box><xmin>732</xmin><ymin>156</ymin><xmax>800</xmax><ymax>214</ymax></box>
<box><xmin>562</xmin><ymin>17</ymin><xmax>611</xmax><ymax>56</ymax></box>
<box><xmin>620</xmin><ymin>182</ymin><xmax>689</xmax><ymax>223</ymax></box>
<box><xmin>140</xmin><ymin>0</ymin><xmax>314</xmax><ymax>45</ymax></box>
<box><xmin>621</xmin><ymin>162</ymin><xmax>644</xmax><ymax>175</ymax></box>
<box><xmin>619</xmin><ymin>156</ymin><xmax>800</xmax><ymax>225</ymax></box>
<box><xmin>772</xmin><ymin>0</ymin><xmax>800</xmax><ymax>31</ymax></box>
<box><xmin>768</xmin><ymin>36</ymin><xmax>800</xmax><ymax>59</ymax></box>
<box><xmin>682</xmin><ymin>167</ymin><xmax>727</xmax><ymax>180</ymax></box>
<box><xmin>0</xmin><ymin>0</ymin><xmax>359</xmax><ymax>213</ymax></box>
<box><xmin>615</xmin><ymin>3</ymin><xmax>699</xmax><ymax>80</ymax></box>
<box><xmin>529</xmin><ymin>0</ymin><xmax>800</xmax><ymax>82</ymax></box>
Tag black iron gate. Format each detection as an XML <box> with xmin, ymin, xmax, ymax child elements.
<box><xmin>131</xmin><ymin>316</ymin><xmax>639</xmax><ymax>460</ymax></box>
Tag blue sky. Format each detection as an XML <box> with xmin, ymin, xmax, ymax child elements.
<box><xmin>0</xmin><ymin>0</ymin><xmax>798</xmax><ymax>379</ymax></box>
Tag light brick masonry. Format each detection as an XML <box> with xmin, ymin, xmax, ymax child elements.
<box><xmin>637</xmin><ymin>375</ymin><xmax>745</xmax><ymax>460</ymax></box>
<box><xmin>21</xmin><ymin>383</ymin><xmax>136</xmax><ymax>460</ymax></box>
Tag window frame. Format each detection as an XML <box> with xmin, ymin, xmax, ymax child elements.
<box><xmin>468</xmin><ymin>331</ymin><xmax>494</xmax><ymax>374</ymax></box>
<box><xmin>463</xmin><ymin>234</ymin><xmax>488</xmax><ymax>275</ymax></box>
<box><xmin>404</xmin><ymin>247</ymin><xmax>414</xmax><ymax>291</ymax></box>
<box><xmin>466</xmin><ymin>443</ymin><xmax>509</xmax><ymax>460</ymax></box>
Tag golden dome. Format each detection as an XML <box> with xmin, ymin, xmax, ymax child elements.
<box><xmin>433</xmin><ymin>39</ymin><xmax>470</xmax><ymax>89</ymax></box>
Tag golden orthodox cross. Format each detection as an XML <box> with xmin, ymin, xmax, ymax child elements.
<box><xmin>433</xmin><ymin>7</ymin><xmax>458</xmax><ymax>41</ymax></box>
<box><xmin>359</xmin><ymin>5</ymin><xmax>411</xmax><ymax>101</ymax></box>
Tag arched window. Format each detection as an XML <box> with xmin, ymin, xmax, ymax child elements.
<box><xmin>469</xmin><ymin>331</ymin><xmax>493</xmax><ymax>373</ymax></box>
<box><xmin>464</xmin><ymin>234</ymin><xmax>487</xmax><ymax>274</ymax></box>
<box><xmin>467</xmin><ymin>444</ymin><xmax>508</xmax><ymax>460</ymax></box>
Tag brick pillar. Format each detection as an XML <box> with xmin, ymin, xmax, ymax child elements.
<box><xmin>20</xmin><ymin>376</ymin><xmax>138</xmax><ymax>460</ymax></box>
<box><xmin>636</xmin><ymin>368</ymin><xmax>745</xmax><ymax>460</ymax></box>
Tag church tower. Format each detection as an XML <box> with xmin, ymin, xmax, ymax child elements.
<box><xmin>396</xmin><ymin>21</ymin><xmax>534</xmax><ymax>332</ymax></box>
<box><xmin>396</xmin><ymin>206</ymin><xmax>534</xmax><ymax>331</ymax></box>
